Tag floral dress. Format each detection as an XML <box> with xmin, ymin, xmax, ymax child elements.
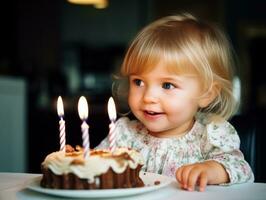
<box><xmin>97</xmin><ymin>117</ymin><xmax>254</xmax><ymax>184</ymax></box>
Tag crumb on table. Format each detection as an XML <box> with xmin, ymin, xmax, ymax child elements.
<box><xmin>154</xmin><ymin>180</ymin><xmax>161</xmax><ymax>185</ymax></box>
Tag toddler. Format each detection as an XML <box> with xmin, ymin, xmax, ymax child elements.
<box><xmin>97</xmin><ymin>13</ymin><xmax>254</xmax><ymax>191</ymax></box>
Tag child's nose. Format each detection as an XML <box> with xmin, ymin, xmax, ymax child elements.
<box><xmin>143</xmin><ymin>88</ymin><xmax>158</xmax><ymax>103</ymax></box>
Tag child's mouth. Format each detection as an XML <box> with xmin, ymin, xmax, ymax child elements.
<box><xmin>145</xmin><ymin>111</ymin><xmax>158</xmax><ymax>115</ymax></box>
<box><xmin>144</xmin><ymin>110</ymin><xmax>163</xmax><ymax>117</ymax></box>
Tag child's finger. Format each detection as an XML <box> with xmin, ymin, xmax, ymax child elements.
<box><xmin>176</xmin><ymin>166</ymin><xmax>186</xmax><ymax>182</ymax></box>
<box><xmin>176</xmin><ymin>167</ymin><xmax>187</xmax><ymax>189</ymax></box>
<box><xmin>187</xmin><ymin>169</ymin><xmax>201</xmax><ymax>191</ymax></box>
<box><xmin>180</xmin><ymin>166</ymin><xmax>193</xmax><ymax>189</ymax></box>
<box><xmin>175</xmin><ymin>167</ymin><xmax>182</xmax><ymax>183</ymax></box>
<box><xmin>199</xmin><ymin>172</ymin><xmax>208</xmax><ymax>192</ymax></box>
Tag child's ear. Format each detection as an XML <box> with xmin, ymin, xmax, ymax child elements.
<box><xmin>198</xmin><ymin>82</ymin><xmax>220</xmax><ymax>108</ymax></box>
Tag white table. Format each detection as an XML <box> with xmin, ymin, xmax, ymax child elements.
<box><xmin>0</xmin><ymin>173</ymin><xmax>266</xmax><ymax>200</ymax></box>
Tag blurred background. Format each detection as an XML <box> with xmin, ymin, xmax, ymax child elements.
<box><xmin>0</xmin><ymin>0</ymin><xmax>265</xmax><ymax>181</ymax></box>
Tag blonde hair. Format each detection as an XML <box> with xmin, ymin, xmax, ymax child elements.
<box><xmin>114</xmin><ymin>13</ymin><xmax>238</xmax><ymax>120</ymax></box>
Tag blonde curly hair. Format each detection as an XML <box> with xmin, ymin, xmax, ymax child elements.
<box><xmin>113</xmin><ymin>13</ymin><xmax>238</xmax><ymax>120</ymax></box>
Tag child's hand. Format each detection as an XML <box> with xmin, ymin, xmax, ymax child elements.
<box><xmin>175</xmin><ymin>160</ymin><xmax>229</xmax><ymax>192</ymax></box>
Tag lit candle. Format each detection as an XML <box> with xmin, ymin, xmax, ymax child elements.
<box><xmin>78</xmin><ymin>96</ymin><xmax>89</xmax><ymax>158</ymax></box>
<box><xmin>107</xmin><ymin>97</ymin><xmax>117</xmax><ymax>152</ymax></box>
<box><xmin>57</xmin><ymin>96</ymin><xmax>66</xmax><ymax>152</ymax></box>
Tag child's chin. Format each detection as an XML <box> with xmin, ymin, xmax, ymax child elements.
<box><xmin>145</xmin><ymin>126</ymin><xmax>165</xmax><ymax>135</ymax></box>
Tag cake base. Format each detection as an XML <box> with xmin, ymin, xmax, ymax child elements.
<box><xmin>41</xmin><ymin>165</ymin><xmax>144</xmax><ymax>189</ymax></box>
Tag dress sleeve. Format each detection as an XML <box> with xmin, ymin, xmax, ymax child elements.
<box><xmin>95</xmin><ymin>117</ymin><xmax>133</xmax><ymax>149</ymax></box>
<box><xmin>201</xmin><ymin>121</ymin><xmax>254</xmax><ymax>184</ymax></box>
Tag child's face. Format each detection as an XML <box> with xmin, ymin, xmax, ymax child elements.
<box><xmin>128</xmin><ymin>62</ymin><xmax>204</xmax><ymax>138</ymax></box>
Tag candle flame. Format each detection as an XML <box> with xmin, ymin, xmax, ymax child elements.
<box><xmin>78</xmin><ymin>96</ymin><xmax>89</xmax><ymax>120</ymax></box>
<box><xmin>57</xmin><ymin>96</ymin><xmax>64</xmax><ymax>117</ymax></box>
<box><xmin>108</xmin><ymin>97</ymin><xmax>117</xmax><ymax>121</ymax></box>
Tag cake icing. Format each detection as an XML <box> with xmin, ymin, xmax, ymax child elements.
<box><xmin>42</xmin><ymin>147</ymin><xmax>144</xmax><ymax>184</ymax></box>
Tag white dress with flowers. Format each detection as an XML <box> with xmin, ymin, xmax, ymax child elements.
<box><xmin>97</xmin><ymin>117</ymin><xmax>254</xmax><ymax>184</ymax></box>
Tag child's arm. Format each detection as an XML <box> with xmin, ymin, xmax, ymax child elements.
<box><xmin>176</xmin><ymin>160</ymin><xmax>229</xmax><ymax>192</ymax></box>
<box><xmin>176</xmin><ymin>120</ymin><xmax>254</xmax><ymax>192</ymax></box>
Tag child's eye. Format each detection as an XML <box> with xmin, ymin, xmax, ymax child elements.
<box><xmin>162</xmin><ymin>82</ymin><xmax>175</xmax><ymax>89</ymax></box>
<box><xmin>133</xmin><ymin>79</ymin><xmax>143</xmax><ymax>86</ymax></box>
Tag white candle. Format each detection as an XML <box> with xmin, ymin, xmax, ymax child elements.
<box><xmin>107</xmin><ymin>97</ymin><xmax>117</xmax><ymax>152</ymax></box>
<box><xmin>78</xmin><ymin>96</ymin><xmax>89</xmax><ymax>158</ymax></box>
<box><xmin>57</xmin><ymin>96</ymin><xmax>66</xmax><ymax>152</ymax></box>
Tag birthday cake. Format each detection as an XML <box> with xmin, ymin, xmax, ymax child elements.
<box><xmin>40</xmin><ymin>145</ymin><xmax>145</xmax><ymax>189</ymax></box>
